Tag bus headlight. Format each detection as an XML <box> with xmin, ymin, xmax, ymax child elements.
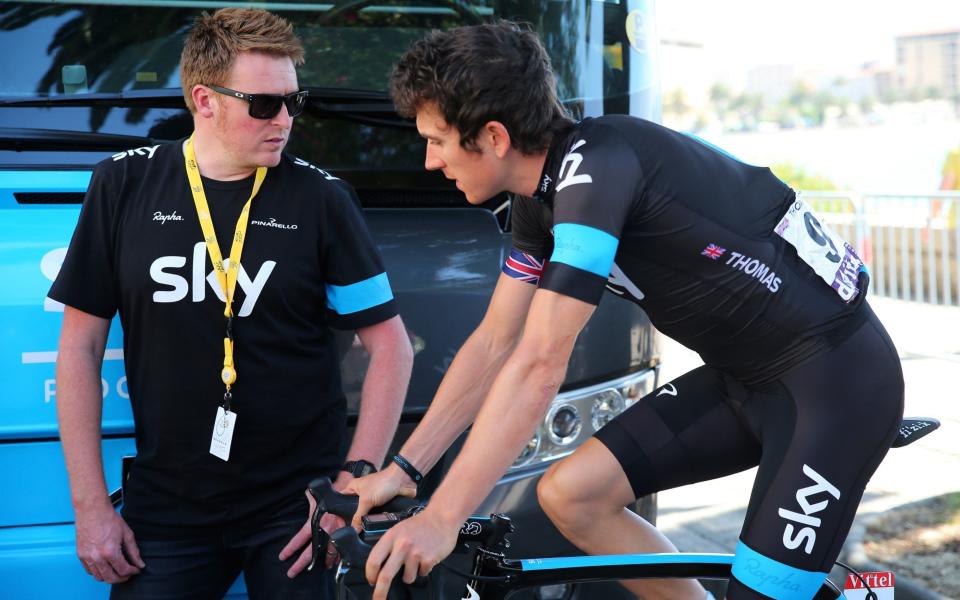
<box><xmin>590</xmin><ymin>389</ymin><xmax>625</xmax><ymax>432</ymax></box>
<box><xmin>509</xmin><ymin>369</ymin><xmax>657</xmax><ymax>471</ymax></box>
<box><xmin>547</xmin><ymin>404</ymin><xmax>581</xmax><ymax>445</ymax></box>
<box><xmin>514</xmin><ymin>431</ymin><xmax>541</xmax><ymax>468</ymax></box>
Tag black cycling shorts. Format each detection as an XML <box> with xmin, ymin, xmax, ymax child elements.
<box><xmin>594</xmin><ymin>304</ymin><xmax>904</xmax><ymax>599</ymax></box>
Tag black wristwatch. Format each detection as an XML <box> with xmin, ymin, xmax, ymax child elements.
<box><xmin>341</xmin><ymin>459</ymin><xmax>377</xmax><ymax>478</ymax></box>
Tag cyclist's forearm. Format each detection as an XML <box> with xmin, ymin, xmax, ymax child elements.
<box><xmin>427</xmin><ymin>352</ymin><xmax>565</xmax><ymax>525</ymax></box>
<box><xmin>397</xmin><ymin>324</ymin><xmax>518</xmax><ymax>475</ymax></box>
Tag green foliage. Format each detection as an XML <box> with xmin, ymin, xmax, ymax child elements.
<box><xmin>709</xmin><ymin>82</ymin><xmax>732</xmax><ymax>104</ymax></box>
<box><xmin>664</xmin><ymin>88</ymin><xmax>689</xmax><ymax>116</ymax></box>
<box><xmin>945</xmin><ymin>491</ymin><xmax>960</xmax><ymax>514</ymax></box>
<box><xmin>771</xmin><ymin>162</ymin><xmax>838</xmax><ymax>191</ymax></box>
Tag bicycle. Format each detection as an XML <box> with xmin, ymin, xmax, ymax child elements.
<box><xmin>309</xmin><ymin>416</ymin><xmax>940</xmax><ymax>600</ymax></box>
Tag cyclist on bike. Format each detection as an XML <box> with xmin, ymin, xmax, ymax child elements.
<box><xmin>345</xmin><ymin>21</ymin><xmax>905</xmax><ymax>600</ymax></box>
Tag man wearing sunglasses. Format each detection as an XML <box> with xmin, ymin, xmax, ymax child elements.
<box><xmin>50</xmin><ymin>8</ymin><xmax>413</xmax><ymax>599</ymax></box>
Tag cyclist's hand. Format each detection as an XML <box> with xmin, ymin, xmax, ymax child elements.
<box><xmin>74</xmin><ymin>501</ymin><xmax>145</xmax><ymax>583</ymax></box>
<box><xmin>341</xmin><ymin>465</ymin><xmax>417</xmax><ymax>529</ymax></box>
<box><xmin>365</xmin><ymin>508</ymin><xmax>459</xmax><ymax>600</ymax></box>
<box><xmin>280</xmin><ymin>476</ymin><xmax>349</xmax><ymax>577</ymax></box>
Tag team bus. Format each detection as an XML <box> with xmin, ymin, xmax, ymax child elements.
<box><xmin>0</xmin><ymin>1</ymin><xmax>662</xmax><ymax>597</ymax></box>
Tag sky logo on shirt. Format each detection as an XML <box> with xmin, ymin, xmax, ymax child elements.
<box><xmin>149</xmin><ymin>242</ymin><xmax>275</xmax><ymax>316</ymax></box>
<box><xmin>539</xmin><ymin>173</ymin><xmax>552</xmax><ymax>193</ymax></box>
<box><xmin>112</xmin><ymin>145</ymin><xmax>160</xmax><ymax>161</ymax></box>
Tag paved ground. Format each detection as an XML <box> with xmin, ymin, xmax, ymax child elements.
<box><xmin>653</xmin><ymin>296</ymin><xmax>960</xmax><ymax>591</ymax></box>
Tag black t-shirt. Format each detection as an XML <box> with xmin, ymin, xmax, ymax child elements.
<box><xmin>50</xmin><ymin>140</ymin><xmax>398</xmax><ymax>533</ymax></box>
<box><xmin>511</xmin><ymin>116</ymin><xmax>867</xmax><ymax>385</ymax></box>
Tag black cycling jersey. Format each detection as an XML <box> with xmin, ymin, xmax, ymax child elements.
<box><xmin>509</xmin><ymin>115</ymin><xmax>868</xmax><ymax>385</ymax></box>
<box><xmin>504</xmin><ymin>116</ymin><xmax>903</xmax><ymax>599</ymax></box>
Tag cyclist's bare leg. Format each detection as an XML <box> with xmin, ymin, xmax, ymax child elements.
<box><xmin>538</xmin><ymin>438</ymin><xmax>709</xmax><ymax>600</ymax></box>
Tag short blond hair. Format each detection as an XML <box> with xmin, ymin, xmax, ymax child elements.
<box><xmin>180</xmin><ymin>8</ymin><xmax>304</xmax><ymax>113</ymax></box>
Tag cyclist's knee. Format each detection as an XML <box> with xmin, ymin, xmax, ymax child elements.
<box><xmin>538</xmin><ymin>460</ymin><xmax>585</xmax><ymax>529</ymax></box>
<box><xmin>539</xmin><ymin>446</ymin><xmax>628</xmax><ymax>530</ymax></box>
<box><xmin>538</xmin><ymin>460</ymin><xmax>571</xmax><ymax>507</ymax></box>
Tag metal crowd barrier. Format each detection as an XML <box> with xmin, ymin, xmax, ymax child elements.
<box><xmin>801</xmin><ymin>191</ymin><xmax>960</xmax><ymax>306</ymax></box>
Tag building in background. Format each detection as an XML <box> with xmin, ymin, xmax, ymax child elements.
<box><xmin>896</xmin><ymin>29</ymin><xmax>960</xmax><ymax>100</ymax></box>
<box><xmin>745</xmin><ymin>64</ymin><xmax>796</xmax><ymax>105</ymax></box>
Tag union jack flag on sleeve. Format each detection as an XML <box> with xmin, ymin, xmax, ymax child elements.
<box><xmin>503</xmin><ymin>248</ymin><xmax>547</xmax><ymax>285</ymax></box>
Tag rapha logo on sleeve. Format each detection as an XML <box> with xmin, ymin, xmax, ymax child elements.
<box><xmin>844</xmin><ymin>571</ymin><xmax>894</xmax><ymax>600</ymax></box>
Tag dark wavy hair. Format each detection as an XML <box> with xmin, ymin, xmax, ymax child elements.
<box><xmin>390</xmin><ymin>21</ymin><xmax>572</xmax><ymax>155</ymax></box>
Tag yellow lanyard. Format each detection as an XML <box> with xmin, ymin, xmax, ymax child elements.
<box><xmin>184</xmin><ymin>135</ymin><xmax>267</xmax><ymax>392</ymax></box>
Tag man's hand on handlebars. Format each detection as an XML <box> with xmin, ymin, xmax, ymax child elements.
<box><xmin>280</xmin><ymin>472</ymin><xmax>353</xmax><ymax>577</ymax></box>
<box><xmin>340</xmin><ymin>464</ymin><xmax>418</xmax><ymax>530</ymax></box>
<box><xmin>364</xmin><ymin>508</ymin><xmax>460</xmax><ymax>600</ymax></box>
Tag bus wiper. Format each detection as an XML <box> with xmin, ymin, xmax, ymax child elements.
<box><xmin>0</xmin><ymin>127</ymin><xmax>158</xmax><ymax>152</ymax></box>
<box><xmin>0</xmin><ymin>88</ymin><xmax>185</xmax><ymax>109</ymax></box>
<box><xmin>301</xmin><ymin>87</ymin><xmax>413</xmax><ymax>128</ymax></box>
<box><xmin>0</xmin><ymin>86</ymin><xmax>413</xmax><ymax>128</ymax></box>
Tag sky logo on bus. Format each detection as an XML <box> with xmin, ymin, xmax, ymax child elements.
<box><xmin>844</xmin><ymin>570</ymin><xmax>894</xmax><ymax>600</ymax></box>
<box><xmin>778</xmin><ymin>464</ymin><xmax>841</xmax><ymax>554</ymax></box>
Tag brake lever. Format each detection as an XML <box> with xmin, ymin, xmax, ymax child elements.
<box><xmin>308</xmin><ymin>496</ymin><xmax>331</xmax><ymax>572</ymax></box>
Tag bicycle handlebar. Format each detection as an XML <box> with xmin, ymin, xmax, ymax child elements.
<box><xmin>306</xmin><ymin>477</ymin><xmax>422</xmax><ymax>572</ymax></box>
<box><xmin>307</xmin><ymin>476</ymin><xmax>422</xmax><ymax>519</ymax></box>
<box><xmin>331</xmin><ymin>526</ymin><xmax>374</xmax><ymax>568</ymax></box>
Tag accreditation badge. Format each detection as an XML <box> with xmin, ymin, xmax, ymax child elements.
<box><xmin>209</xmin><ymin>406</ymin><xmax>237</xmax><ymax>461</ymax></box>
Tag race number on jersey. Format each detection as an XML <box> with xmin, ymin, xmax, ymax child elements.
<box><xmin>774</xmin><ymin>196</ymin><xmax>864</xmax><ymax>303</ymax></box>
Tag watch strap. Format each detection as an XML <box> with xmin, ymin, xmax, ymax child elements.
<box><xmin>391</xmin><ymin>453</ymin><xmax>423</xmax><ymax>484</ymax></box>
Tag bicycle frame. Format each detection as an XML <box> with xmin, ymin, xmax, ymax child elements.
<box><xmin>318</xmin><ymin>417</ymin><xmax>940</xmax><ymax>600</ymax></box>
<box><xmin>465</xmin><ymin>549</ymin><xmax>846</xmax><ymax>600</ymax></box>
<box><xmin>335</xmin><ymin>519</ymin><xmax>847</xmax><ymax>600</ymax></box>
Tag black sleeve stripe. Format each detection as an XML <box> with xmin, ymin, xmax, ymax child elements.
<box><xmin>540</xmin><ymin>262</ymin><xmax>607</xmax><ymax>305</ymax></box>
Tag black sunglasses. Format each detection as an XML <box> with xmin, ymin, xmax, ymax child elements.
<box><xmin>208</xmin><ymin>84</ymin><xmax>309</xmax><ymax>119</ymax></box>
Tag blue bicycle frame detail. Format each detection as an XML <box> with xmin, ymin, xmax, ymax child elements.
<box><xmin>520</xmin><ymin>552</ymin><xmax>734</xmax><ymax>571</ymax></box>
